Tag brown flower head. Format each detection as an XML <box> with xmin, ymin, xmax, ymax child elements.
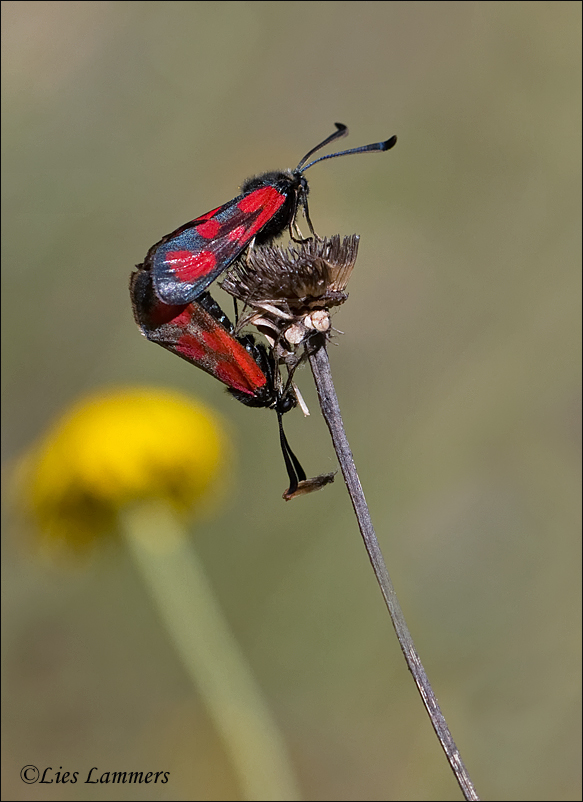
<box><xmin>220</xmin><ymin>235</ymin><xmax>359</xmax><ymax>350</ymax></box>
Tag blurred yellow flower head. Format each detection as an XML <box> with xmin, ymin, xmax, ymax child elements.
<box><xmin>17</xmin><ymin>388</ymin><xmax>227</xmax><ymax>551</ymax></box>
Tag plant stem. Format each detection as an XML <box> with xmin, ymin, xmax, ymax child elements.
<box><xmin>308</xmin><ymin>340</ymin><xmax>480</xmax><ymax>802</ymax></box>
<box><xmin>122</xmin><ymin>501</ymin><xmax>302</xmax><ymax>802</ymax></box>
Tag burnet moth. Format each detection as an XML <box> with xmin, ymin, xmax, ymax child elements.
<box><xmin>130</xmin><ymin>264</ymin><xmax>334</xmax><ymax>499</ymax></box>
<box><xmin>143</xmin><ymin>123</ymin><xmax>397</xmax><ymax>306</ymax></box>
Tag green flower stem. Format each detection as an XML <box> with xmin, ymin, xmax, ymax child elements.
<box><xmin>121</xmin><ymin>501</ymin><xmax>301</xmax><ymax>802</ymax></box>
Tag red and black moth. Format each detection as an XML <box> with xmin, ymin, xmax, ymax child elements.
<box><xmin>132</xmin><ymin>126</ymin><xmax>395</xmax><ymax>496</ymax></box>
<box><xmin>142</xmin><ymin>123</ymin><xmax>397</xmax><ymax>306</ymax></box>
<box><xmin>130</xmin><ymin>265</ymin><xmax>334</xmax><ymax>499</ymax></box>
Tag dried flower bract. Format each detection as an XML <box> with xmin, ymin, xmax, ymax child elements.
<box><xmin>221</xmin><ymin>235</ymin><xmax>359</xmax><ymax>349</ymax></box>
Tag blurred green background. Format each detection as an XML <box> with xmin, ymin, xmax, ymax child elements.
<box><xmin>2</xmin><ymin>2</ymin><xmax>581</xmax><ymax>800</ymax></box>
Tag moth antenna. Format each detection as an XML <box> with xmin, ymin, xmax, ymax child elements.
<box><xmin>301</xmin><ymin>134</ymin><xmax>397</xmax><ymax>173</ymax></box>
<box><xmin>295</xmin><ymin>123</ymin><xmax>348</xmax><ymax>171</ymax></box>
<box><xmin>277</xmin><ymin>410</ymin><xmax>307</xmax><ymax>497</ymax></box>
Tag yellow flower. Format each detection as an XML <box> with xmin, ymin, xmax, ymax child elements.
<box><xmin>17</xmin><ymin>387</ymin><xmax>227</xmax><ymax>552</ymax></box>
<box><xmin>13</xmin><ymin>387</ymin><xmax>301</xmax><ymax>799</ymax></box>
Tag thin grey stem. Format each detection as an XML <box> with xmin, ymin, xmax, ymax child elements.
<box><xmin>308</xmin><ymin>339</ymin><xmax>480</xmax><ymax>802</ymax></box>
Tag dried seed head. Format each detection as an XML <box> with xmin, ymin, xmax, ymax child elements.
<box><xmin>221</xmin><ymin>235</ymin><xmax>359</xmax><ymax>348</ymax></box>
<box><xmin>221</xmin><ymin>234</ymin><xmax>359</xmax><ymax>313</ymax></box>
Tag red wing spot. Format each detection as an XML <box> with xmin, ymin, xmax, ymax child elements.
<box><xmin>168</xmin><ymin>301</ymin><xmax>268</xmax><ymax>394</ymax></box>
<box><xmin>215</xmin><ymin>359</ymin><xmax>266</xmax><ymax>395</ymax></box>
<box><xmin>198</xmin><ymin>326</ymin><xmax>268</xmax><ymax>394</ymax></box>
<box><xmin>174</xmin><ymin>333</ymin><xmax>207</xmax><ymax>362</ymax></box>
<box><xmin>177</xmin><ymin>329</ymin><xmax>267</xmax><ymax>394</ymax></box>
<box><xmin>198</xmin><ymin>324</ymin><xmax>229</xmax><ymax>350</ymax></box>
<box><xmin>167</xmin><ymin>250</ymin><xmax>217</xmax><ymax>282</ymax></box>
<box><xmin>228</xmin><ymin>226</ymin><xmax>246</xmax><ymax>242</ymax></box>
<box><xmin>238</xmin><ymin>186</ymin><xmax>287</xmax><ymax>238</ymax></box>
<box><xmin>148</xmin><ymin>301</ymin><xmax>189</xmax><ymax>327</ymax></box>
<box><xmin>238</xmin><ymin>186</ymin><xmax>283</xmax><ymax>213</ymax></box>
<box><xmin>196</xmin><ymin>219</ymin><xmax>221</xmax><ymax>239</ymax></box>
<box><xmin>172</xmin><ymin>307</ymin><xmax>196</xmax><ymax>326</ymax></box>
